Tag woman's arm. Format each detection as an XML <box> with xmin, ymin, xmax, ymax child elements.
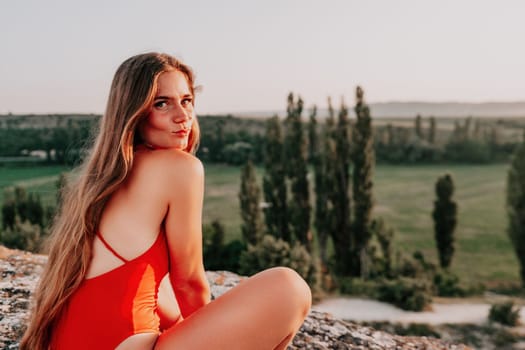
<box><xmin>163</xmin><ymin>151</ymin><xmax>211</xmax><ymax>318</ymax></box>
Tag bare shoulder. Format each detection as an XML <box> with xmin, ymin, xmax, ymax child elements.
<box><xmin>134</xmin><ymin>149</ymin><xmax>204</xmax><ymax>186</ymax></box>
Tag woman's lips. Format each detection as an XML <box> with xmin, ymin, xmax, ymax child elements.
<box><xmin>173</xmin><ymin>129</ymin><xmax>189</xmax><ymax>137</ymax></box>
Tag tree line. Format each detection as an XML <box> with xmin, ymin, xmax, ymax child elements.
<box><xmin>375</xmin><ymin>115</ymin><xmax>518</xmax><ymax>164</ymax></box>
<box><xmin>0</xmin><ymin>117</ymin><xmax>94</xmax><ymax>165</ymax></box>
<box><xmin>0</xmin><ymin>112</ymin><xmax>519</xmax><ymax>166</ymax></box>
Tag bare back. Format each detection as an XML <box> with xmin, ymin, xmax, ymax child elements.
<box><xmin>86</xmin><ymin>148</ymin><xmax>194</xmax><ymax>349</ymax></box>
<box><xmin>87</xmin><ymin>148</ymin><xmax>171</xmax><ymax>277</ymax></box>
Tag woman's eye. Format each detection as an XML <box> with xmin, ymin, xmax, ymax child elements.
<box><xmin>154</xmin><ymin>101</ymin><xmax>169</xmax><ymax>109</ymax></box>
<box><xmin>182</xmin><ymin>98</ymin><xmax>193</xmax><ymax>107</ymax></box>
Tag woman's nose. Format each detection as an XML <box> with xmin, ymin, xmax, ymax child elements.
<box><xmin>171</xmin><ymin>106</ymin><xmax>192</xmax><ymax>124</ymax></box>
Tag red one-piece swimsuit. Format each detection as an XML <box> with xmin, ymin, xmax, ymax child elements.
<box><xmin>51</xmin><ymin>230</ymin><xmax>174</xmax><ymax>349</ymax></box>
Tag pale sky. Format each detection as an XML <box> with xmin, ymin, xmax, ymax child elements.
<box><xmin>1</xmin><ymin>0</ymin><xmax>524</xmax><ymax>115</ymax></box>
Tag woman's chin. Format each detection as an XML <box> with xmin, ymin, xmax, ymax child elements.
<box><xmin>169</xmin><ymin>141</ymin><xmax>188</xmax><ymax>151</ymax></box>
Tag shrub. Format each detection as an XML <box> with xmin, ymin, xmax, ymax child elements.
<box><xmin>220</xmin><ymin>240</ymin><xmax>245</xmax><ymax>272</ymax></box>
<box><xmin>202</xmin><ymin>220</ymin><xmax>224</xmax><ymax>268</ymax></box>
<box><xmin>2</xmin><ymin>199</ymin><xmax>16</xmax><ymax>230</ymax></box>
<box><xmin>0</xmin><ymin>219</ymin><xmax>43</xmax><ymax>252</ymax></box>
<box><xmin>433</xmin><ymin>269</ymin><xmax>466</xmax><ymax>297</ymax></box>
<box><xmin>376</xmin><ymin>277</ymin><xmax>433</xmax><ymax>311</ymax></box>
<box><xmin>492</xmin><ymin>328</ymin><xmax>519</xmax><ymax>347</ymax></box>
<box><xmin>362</xmin><ymin>321</ymin><xmax>440</xmax><ymax>339</ymax></box>
<box><xmin>2</xmin><ymin>186</ymin><xmax>47</xmax><ymax>229</ymax></box>
<box><xmin>488</xmin><ymin>301</ymin><xmax>521</xmax><ymax>326</ymax></box>
<box><xmin>396</xmin><ymin>251</ymin><xmax>436</xmax><ymax>279</ymax></box>
<box><xmin>338</xmin><ymin>277</ymin><xmax>378</xmax><ymax>296</ymax></box>
<box><xmin>394</xmin><ymin>323</ymin><xmax>441</xmax><ymax>338</ymax></box>
<box><xmin>203</xmin><ymin>220</ymin><xmax>245</xmax><ymax>272</ymax></box>
<box><xmin>369</xmin><ymin>218</ymin><xmax>394</xmax><ymax>277</ymax></box>
<box><xmin>239</xmin><ymin>234</ymin><xmax>315</xmax><ymax>285</ymax></box>
<box><xmin>397</xmin><ymin>256</ymin><xmax>424</xmax><ymax>278</ymax></box>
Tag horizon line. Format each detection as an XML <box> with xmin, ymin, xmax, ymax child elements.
<box><xmin>2</xmin><ymin>99</ymin><xmax>525</xmax><ymax>117</ymax></box>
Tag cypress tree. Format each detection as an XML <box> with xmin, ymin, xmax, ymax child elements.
<box><xmin>415</xmin><ymin>114</ymin><xmax>423</xmax><ymax>139</ymax></box>
<box><xmin>262</xmin><ymin>116</ymin><xmax>290</xmax><ymax>241</ymax></box>
<box><xmin>310</xmin><ymin>105</ymin><xmax>329</xmax><ymax>267</ymax></box>
<box><xmin>203</xmin><ymin>219</ymin><xmax>226</xmax><ymax>270</ymax></box>
<box><xmin>329</xmin><ymin>96</ymin><xmax>353</xmax><ymax>275</ymax></box>
<box><xmin>211</xmin><ymin>219</ymin><xmax>225</xmax><ymax>252</ymax></box>
<box><xmin>489</xmin><ymin>126</ymin><xmax>500</xmax><ymax>148</ymax></box>
<box><xmin>239</xmin><ymin>160</ymin><xmax>263</xmax><ymax>245</ymax></box>
<box><xmin>386</xmin><ymin>123</ymin><xmax>394</xmax><ymax>146</ymax></box>
<box><xmin>464</xmin><ymin>116</ymin><xmax>472</xmax><ymax>139</ymax></box>
<box><xmin>56</xmin><ymin>172</ymin><xmax>68</xmax><ymax>209</ymax></box>
<box><xmin>451</xmin><ymin>120</ymin><xmax>462</xmax><ymax>143</ymax></box>
<box><xmin>317</xmin><ymin>98</ymin><xmax>338</xmax><ymax>269</ymax></box>
<box><xmin>15</xmin><ymin>187</ymin><xmax>28</xmax><ymax>223</ymax></box>
<box><xmin>284</xmin><ymin>93</ymin><xmax>312</xmax><ymax>252</ymax></box>
<box><xmin>473</xmin><ymin>119</ymin><xmax>481</xmax><ymax>140</ymax></box>
<box><xmin>352</xmin><ymin>86</ymin><xmax>375</xmax><ymax>277</ymax></box>
<box><xmin>432</xmin><ymin>174</ymin><xmax>457</xmax><ymax>268</ymax></box>
<box><xmin>428</xmin><ymin>116</ymin><xmax>436</xmax><ymax>144</ymax></box>
<box><xmin>2</xmin><ymin>187</ymin><xmax>45</xmax><ymax>230</ymax></box>
<box><xmin>506</xmin><ymin>132</ymin><xmax>525</xmax><ymax>285</ymax></box>
<box><xmin>26</xmin><ymin>193</ymin><xmax>44</xmax><ymax>227</ymax></box>
<box><xmin>307</xmin><ymin>105</ymin><xmax>318</xmax><ymax>165</ymax></box>
<box><xmin>2</xmin><ymin>199</ymin><xmax>16</xmax><ymax>230</ymax></box>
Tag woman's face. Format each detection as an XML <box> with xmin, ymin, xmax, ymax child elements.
<box><xmin>138</xmin><ymin>70</ymin><xmax>194</xmax><ymax>150</ymax></box>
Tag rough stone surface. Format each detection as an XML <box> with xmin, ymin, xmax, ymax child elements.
<box><xmin>0</xmin><ymin>246</ymin><xmax>46</xmax><ymax>350</ymax></box>
<box><xmin>1</xmin><ymin>246</ymin><xmax>471</xmax><ymax>349</ymax></box>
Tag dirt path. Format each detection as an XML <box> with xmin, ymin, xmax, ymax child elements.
<box><xmin>313</xmin><ymin>297</ymin><xmax>525</xmax><ymax>325</ymax></box>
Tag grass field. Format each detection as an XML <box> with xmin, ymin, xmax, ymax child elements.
<box><xmin>0</xmin><ymin>162</ymin><xmax>520</xmax><ymax>288</ymax></box>
<box><xmin>205</xmin><ymin>163</ymin><xmax>520</xmax><ymax>288</ymax></box>
<box><xmin>373</xmin><ymin>164</ymin><xmax>517</xmax><ymax>287</ymax></box>
<box><xmin>0</xmin><ymin>165</ymin><xmax>70</xmax><ymax>208</ymax></box>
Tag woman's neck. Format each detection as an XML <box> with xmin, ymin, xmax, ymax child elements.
<box><xmin>135</xmin><ymin>143</ymin><xmax>158</xmax><ymax>151</ymax></box>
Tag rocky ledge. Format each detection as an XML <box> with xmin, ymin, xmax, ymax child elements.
<box><xmin>0</xmin><ymin>246</ymin><xmax>470</xmax><ymax>349</ymax></box>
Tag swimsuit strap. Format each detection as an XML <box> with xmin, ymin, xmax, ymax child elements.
<box><xmin>96</xmin><ymin>232</ymin><xmax>129</xmax><ymax>263</ymax></box>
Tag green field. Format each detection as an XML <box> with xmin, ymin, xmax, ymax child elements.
<box><xmin>373</xmin><ymin>164</ymin><xmax>517</xmax><ymax>287</ymax></box>
<box><xmin>203</xmin><ymin>162</ymin><xmax>519</xmax><ymax>287</ymax></box>
<box><xmin>0</xmin><ymin>165</ymin><xmax>70</xmax><ymax>208</ymax></box>
<box><xmin>0</xmin><ymin>163</ymin><xmax>520</xmax><ymax>287</ymax></box>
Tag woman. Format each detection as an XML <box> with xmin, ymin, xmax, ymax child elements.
<box><xmin>20</xmin><ymin>52</ymin><xmax>311</xmax><ymax>350</ymax></box>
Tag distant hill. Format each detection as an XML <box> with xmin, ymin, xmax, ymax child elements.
<box><xmin>369</xmin><ymin>101</ymin><xmax>525</xmax><ymax>118</ymax></box>
<box><xmin>233</xmin><ymin>101</ymin><xmax>525</xmax><ymax>119</ymax></box>
<box><xmin>2</xmin><ymin>102</ymin><xmax>525</xmax><ymax>125</ymax></box>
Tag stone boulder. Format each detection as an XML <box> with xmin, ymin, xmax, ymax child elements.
<box><xmin>0</xmin><ymin>246</ymin><xmax>470</xmax><ymax>349</ymax></box>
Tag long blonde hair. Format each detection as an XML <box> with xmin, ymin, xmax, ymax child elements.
<box><xmin>20</xmin><ymin>52</ymin><xmax>200</xmax><ymax>350</ymax></box>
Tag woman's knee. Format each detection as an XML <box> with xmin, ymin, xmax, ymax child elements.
<box><xmin>262</xmin><ymin>267</ymin><xmax>312</xmax><ymax>316</ymax></box>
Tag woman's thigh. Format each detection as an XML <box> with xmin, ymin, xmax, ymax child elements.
<box><xmin>115</xmin><ymin>333</ymin><xmax>158</xmax><ymax>350</ymax></box>
<box><xmin>155</xmin><ymin>267</ymin><xmax>311</xmax><ymax>350</ymax></box>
